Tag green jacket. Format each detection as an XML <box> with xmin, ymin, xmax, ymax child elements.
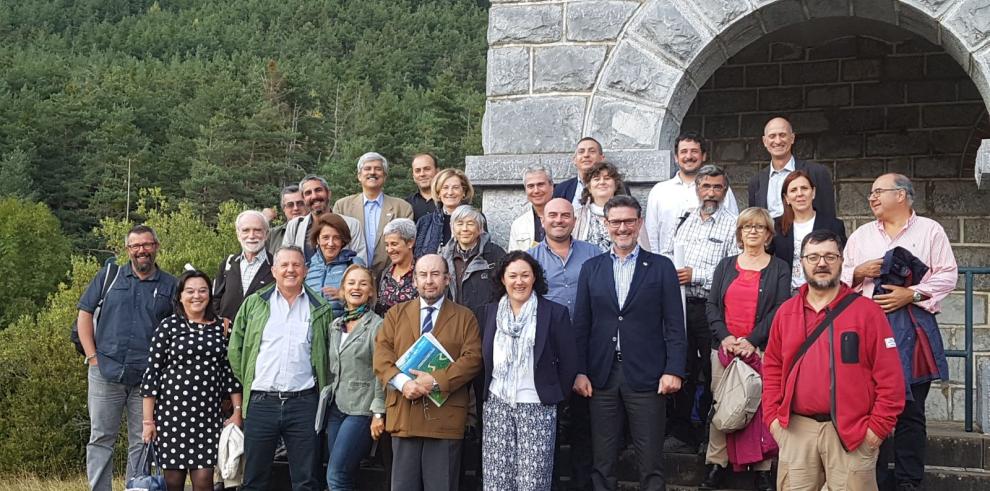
<box><xmin>327</xmin><ymin>311</ymin><xmax>386</xmax><ymax>416</ymax></box>
<box><xmin>227</xmin><ymin>284</ymin><xmax>333</xmax><ymax>418</ymax></box>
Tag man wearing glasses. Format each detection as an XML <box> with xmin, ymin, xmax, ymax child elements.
<box><xmin>842</xmin><ymin>173</ymin><xmax>957</xmax><ymax>491</ymax></box>
<box><xmin>77</xmin><ymin>224</ymin><xmax>178</xmax><ymax>491</ymax></box>
<box><xmin>764</xmin><ymin>228</ymin><xmax>904</xmax><ymax>491</ymax></box>
<box><xmin>660</xmin><ymin>164</ymin><xmax>739</xmax><ymax>454</ymax></box>
<box><xmin>266</xmin><ymin>185</ymin><xmax>308</xmax><ymax>254</ymax></box>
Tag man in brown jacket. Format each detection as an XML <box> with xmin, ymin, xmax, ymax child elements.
<box><xmin>374</xmin><ymin>253</ymin><xmax>482</xmax><ymax>491</ymax></box>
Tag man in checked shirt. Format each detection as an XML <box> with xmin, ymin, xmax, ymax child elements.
<box><xmin>661</xmin><ymin>164</ymin><xmax>739</xmax><ymax>454</ymax></box>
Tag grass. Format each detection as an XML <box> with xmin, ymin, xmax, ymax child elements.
<box><xmin>0</xmin><ymin>475</ymin><xmax>89</xmax><ymax>491</ymax></box>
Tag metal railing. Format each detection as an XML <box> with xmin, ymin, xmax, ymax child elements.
<box><xmin>943</xmin><ymin>267</ymin><xmax>990</xmax><ymax>432</ymax></box>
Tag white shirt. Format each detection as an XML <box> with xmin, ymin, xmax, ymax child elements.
<box><xmin>766</xmin><ymin>156</ymin><xmax>796</xmax><ymax>218</ymax></box>
<box><xmin>644</xmin><ymin>173</ymin><xmax>739</xmax><ymax>253</ymax></box>
<box><xmin>389</xmin><ymin>297</ymin><xmax>446</xmax><ymax>391</ymax></box>
<box><xmin>491</xmin><ymin>321</ymin><xmax>540</xmax><ymax>404</ymax></box>
<box><xmin>252</xmin><ymin>289</ymin><xmax>315</xmax><ymax>392</ymax></box>
<box><xmin>791</xmin><ymin>217</ymin><xmax>815</xmax><ymax>289</ymax></box>
<box><xmin>239</xmin><ymin>252</ymin><xmax>268</xmax><ymax>295</ymax></box>
<box><xmin>571</xmin><ymin>179</ymin><xmax>585</xmax><ymax>210</ymax></box>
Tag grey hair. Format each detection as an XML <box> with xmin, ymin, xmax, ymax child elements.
<box><xmin>522</xmin><ymin>165</ymin><xmax>554</xmax><ymax>185</ymax></box>
<box><xmin>891</xmin><ymin>173</ymin><xmax>915</xmax><ymax>203</ymax></box>
<box><xmin>694</xmin><ymin>164</ymin><xmax>730</xmax><ymax>187</ymax></box>
<box><xmin>357</xmin><ymin>152</ymin><xmax>389</xmax><ymax>174</ymax></box>
<box><xmin>450</xmin><ymin>204</ymin><xmax>487</xmax><ymax>231</ymax></box>
<box><xmin>299</xmin><ymin>175</ymin><xmax>329</xmax><ymax>192</ymax></box>
<box><xmin>382</xmin><ymin>218</ymin><xmax>417</xmax><ymax>242</ymax></box>
<box><xmin>280</xmin><ymin>184</ymin><xmax>300</xmax><ymax>198</ymax></box>
<box><xmin>235</xmin><ymin>210</ymin><xmax>270</xmax><ymax>234</ymax></box>
<box><xmin>273</xmin><ymin>245</ymin><xmax>306</xmax><ymax>263</ymax></box>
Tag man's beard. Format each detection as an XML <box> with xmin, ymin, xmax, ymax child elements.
<box><xmin>241</xmin><ymin>240</ymin><xmax>265</xmax><ymax>254</ymax></box>
<box><xmin>701</xmin><ymin>200</ymin><xmax>720</xmax><ymax>215</ymax></box>
<box><xmin>806</xmin><ymin>268</ymin><xmax>839</xmax><ymax>290</ymax></box>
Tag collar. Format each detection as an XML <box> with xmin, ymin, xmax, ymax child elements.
<box><xmin>872</xmin><ymin>211</ymin><xmax>918</xmax><ymax>233</ymax></box>
<box><xmin>272</xmin><ymin>287</ymin><xmax>309</xmax><ymax>306</ymax></box>
<box><xmin>769</xmin><ymin>156</ymin><xmax>795</xmax><ymax>176</ymax></box>
<box><xmin>674</xmin><ymin>172</ymin><xmax>695</xmax><ymax>186</ymax></box>
<box><xmin>610</xmin><ymin>244</ymin><xmax>640</xmax><ymax>263</ymax></box>
<box><xmin>124</xmin><ymin>262</ymin><xmax>161</xmax><ymax>281</ymax></box>
<box><xmin>694</xmin><ymin>205</ymin><xmax>727</xmax><ymax>223</ymax></box>
<box><xmin>239</xmin><ymin>251</ymin><xmax>268</xmax><ymax>265</ymax></box>
<box><xmin>420</xmin><ymin>296</ymin><xmax>444</xmax><ymax>312</ymax></box>
<box><xmin>800</xmin><ymin>283</ymin><xmax>854</xmax><ymax>312</ymax></box>
<box><xmin>363</xmin><ymin>193</ymin><xmax>385</xmax><ymax>207</ymax></box>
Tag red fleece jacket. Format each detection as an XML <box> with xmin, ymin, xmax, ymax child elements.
<box><xmin>762</xmin><ymin>285</ymin><xmax>905</xmax><ymax>451</ymax></box>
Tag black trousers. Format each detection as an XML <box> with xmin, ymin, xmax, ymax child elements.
<box><xmin>877</xmin><ymin>381</ymin><xmax>931</xmax><ymax>488</ymax></box>
<box><xmin>554</xmin><ymin>394</ymin><xmax>593</xmax><ymax>490</ymax></box>
<box><xmin>589</xmin><ymin>358</ymin><xmax>667</xmax><ymax>491</ymax></box>
<box><xmin>241</xmin><ymin>391</ymin><xmax>321</xmax><ymax>491</ymax></box>
<box><xmin>666</xmin><ymin>300</ymin><xmax>712</xmax><ymax>447</ymax></box>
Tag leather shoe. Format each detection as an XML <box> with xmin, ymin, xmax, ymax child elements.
<box><xmin>698</xmin><ymin>464</ymin><xmax>727</xmax><ymax>490</ymax></box>
<box><xmin>755</xmin><ymin>470</ymin><xmax>774</xmax><ymax>491</ymax></box>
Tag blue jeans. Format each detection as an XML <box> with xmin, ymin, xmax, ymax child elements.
<box><xmin>326</xmin><ymin>403</ymin><xmax>373</xmax><ymax>490</ymax></box>
<box><xmin>86</xmin><ymin>365</ymin><xmax>144</xmax><ymax>491</ymax></box>
<box><xmin>242</xmin><ymin>391</ymin><xmax>321</xmax><ymax>491</ymax></box>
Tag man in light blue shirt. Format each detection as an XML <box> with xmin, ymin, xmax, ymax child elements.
<box><xmin>528</xmin><ymin>198</ymin><xmax>600</xmax><ymax>318</ymax></box>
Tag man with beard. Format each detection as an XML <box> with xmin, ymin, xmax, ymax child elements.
<box><xmin>763</xmin><ymin>229</ymin><xmax>904</xmax><ymax>490</ymax></box>
<box><xmin>842</xmin><ymin>174</ymin><xmax>957</xmax><ymax>491</ymax></box>
<box><xmin>748</xmin><ymin>117</ymin><xmax>835</xmax><ymax>219</ymax></box>
<box><xmin>644</xmin><ymin>132</ymin><xmax>738</xmax><ymax>253</ymax></box>
<box><xmin>528</xmin><ymin>197</ymin><xmax>601</xmax><ymax>490</ymax></box>
<box><xmin>282</xmin><ymin>175</ymin><xmax>367</xmax><ymax>265</ymax></box>
<box><xmin>77</xmin><ymin>225</ymin><xmax>178</xmax><ymax>491</ymax></box>
<box><xmin>267</xmin><ymin>185</ymin><xmax>308</xmax><ymax>254</ymax></box>
<box><xmin>508</xmin><ymin>165</ymin><xmax>554</xmax><ymax>251</ymax></box>
<box><xmin>215</xmin><ymin>210</ymin><xmax>275</xmax><ymax>326</ymax></box>
<box><xmin>374</xmin><ymin>254</ymin><xmax>482</xmax><ymax>491</ymax></box>
<box><xmin>660</xmin><ymin>165</ymin><xmax>738</xmax><ymax>454</ymax></box>
<box><xmin>405</xmin><ymin>153</ymin><xmax>440</xmax><ymax>222</ymax></box>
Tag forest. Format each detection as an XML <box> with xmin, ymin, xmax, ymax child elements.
<box><xmin>0</xmin><ymin>0</ymin><xmax>489</xmax><ymax>475</ymax></box>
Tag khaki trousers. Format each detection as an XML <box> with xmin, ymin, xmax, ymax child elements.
<box><xmin>771</xmin><ymin>415</ymin><xmax>879</xmax><ymax>491</ymax></box>
<box><xmin>705</xmin><ymin>349</ymin><xmax>772</xmax><ymax>470</ymax></box>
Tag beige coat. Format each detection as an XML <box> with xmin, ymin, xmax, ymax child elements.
<box><xmin>332</xmin><ymin>193</ymin><xmax>413</xmax><ymax>279</ymax></box>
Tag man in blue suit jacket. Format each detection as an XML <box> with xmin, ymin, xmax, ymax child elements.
<box><xmin>573</xmin><ymin>195</ymin><xmax>687</xmax><ymax>491</ymax></box>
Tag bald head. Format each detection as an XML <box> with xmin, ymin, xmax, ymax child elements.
<box><xmin>763</xmin><ymin>117</ymin><xmax>795</xmax><ymax>165</ymax></box>
<box><xmin>543</xmin><ymin>198</ymin><xmax>577</xmax><ymax>243</ymax></box>
<box><xmin>869</xmin><ymin>173</ymin><xmax>914</xmax><ymax>222</ymax></box>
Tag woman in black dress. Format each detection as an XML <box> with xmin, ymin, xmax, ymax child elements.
<box><xmin>141</xmin><ymin>270</ymin><xmax>243</xmax><ymax>491</ymax></box>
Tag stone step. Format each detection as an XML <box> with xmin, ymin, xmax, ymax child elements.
<box><xmin>925</xmin><ymin>423</ymin><xmax>990</xmax><ymax>470</ymax></box>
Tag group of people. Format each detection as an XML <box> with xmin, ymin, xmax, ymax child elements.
<box><xmin>77</xmin><ymin>116</ymin><xmax>958</xmax><ymax>491</ymax></box>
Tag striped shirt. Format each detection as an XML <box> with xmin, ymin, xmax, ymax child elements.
<box><xmin>663</xmin><ymin>207</ymin><xmax>738</xmax><ymax>298</ymax></box>
<box><xmin>611</xmin><ymin>245</ymin><xmax>640</xmax><ymax>351</ymax></box>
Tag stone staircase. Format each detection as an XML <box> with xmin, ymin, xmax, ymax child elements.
<box><xmin>270</xmin><ymin>423</ymin><xmax>990</xmax><ymax>490</ymax></box>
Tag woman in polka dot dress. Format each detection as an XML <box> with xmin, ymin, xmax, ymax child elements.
<box><xmin>141</xmin><ymin>270</ymin><xmax>243</xmax><ymax>491</ymax></box>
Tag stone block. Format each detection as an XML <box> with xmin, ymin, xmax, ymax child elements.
<box><xmin>482</xmin><ymin>97</ymin><xmax>586</xmax><ymax>154</ymax></box>
<box><xmin>809</xmin><ymin>37</ymin><xmax>859</xmax><ymax>60</ymax></box>
<box><xmin>631</xmin><ymin>2</ymin><xmax>707</xmax><ymax>65</ymax></box>
<box><xmin>959</xmin><ymin>79</ymin><xmax>983</xmax><ymax>101</ymax></box>
<box><xmin>940</xmin><ymin>292</ymin><xmax>989</xmax><ymax>326</ymax></box>
<box><xmin>980</xmin><ymin>140</ymin><xmax>990</xmax><ymax>189</ymax></box>
<box><xmin>794</xmin><ymin>138</ymin><xmax>816</xmax><ymax>158</ymax></box>
<box><xmin>481</xmin><ymin>188</ymin><xmax>531</xmax><ymax>249</ymax></box>
<box><xmin>854</xmin><ymin>81</ymin><xmax>905</xmax><ymax>105</ymax></box>
<box><xmin>907</xmin><ymin>80</ymin><xmax>958</xmax><ymax>103</ymax></box>
<box><xmin>690</xmin><ymin>0</ymin><xmax>751</xmax><ymax>31</ymax></box>
<box><xmin>599</xmin><ymin>43</ymin><xmax>680</xmax><ymax>104</ymax></box>
<box><xmin>915</xmin><ymin>156</ymin><xmax>963</xmax><ymax>178</ymax></box>
<box><xmin>740</xmin><ymin>113</ymin><xmax>778</xmax><ymax>137</ymax></box>
<box><xmin>932</xmin><ymin>129</ymin><xmax>972</xmax><ymax>154</ymax></box>
<box><xmin>887</xmin><ymin>106</ymin><xmax>920</xmax><ymax>130</ymax></box>
<box><xmin>931</xmin><ymin>179</ymin><xmax>990</xmax><ymax>214</ymax></box>
<box><xmin>942</xmin><ymin>326</ymin><xmax>962</xmax><ymax>350</ymax></box>
<box><xmin>818</xmin><ymin>134</ymin><xmax>864</xmax><ymax>159</ymax></box>
<box><xmin>882</xmin><ymin>55</ymin><xmax>927</xmax><ymax>80</ymax></box>
<box><xmin>745</xmin><ymin>64</ymin><xmax>780</xmax><ymax>87</ymax></box>
<box><xmin>758</xmin><ymin>87</ymin><xmax>804</xmax><ymax>111</ymax></box>
<box><xmin>805</xmin><ymin>0</ymin><xmax>851</xmax><ymax>18</ymax></box>
<box><xmin>952</xmin><ymin>246</ymin><xmax>990</xmax><ymax>290</ymax></box>
<box><xmin>697</xmin><ymin>90</ymin><xmax>757</xmax><ymax>114</ymax></box>
<box><xmin>790</xmin><ymin>111</ymin><xmax>831</xmax><ymax>134</ymax></box>
<box><xmin>842</xmin><ymin>59</ymin><xmax>882</xmax><ymax>81</ymax></box>
<box><xmin>922</xmin><ymin>103</ymin><xmax>987</xmax><ymax>127</ymax></box>
<box><xmin>980</xmin><ymin>357</ymin><xmax>990</xmax><ymax>434</ymax></box>
<box><xmin>705</xmin><ymin>115</ymin><xmax>739</xmax><ymax>139</ymax></box>
<box><xmin>466</xmin><ymin>150</ymin><xmax>672</xmax><ymax>186</ymax></box>
<box><xmin>852</xmin><ymin>0</ymin><xmax>897</xmax><ymax>24</ymax></box>
<box><xmin>712</xmin><ymin>140</ymin><xmax>746</xmax><ymax>162</ymax></box>
<box><xmin>745</xmin><ymin>139</ymin><xmax>772</xmax><ymax>161</ymax></box>
<box><xmin>935</xmin><ymin>216</ymin><xmax>961</xmax><ymax>243</ymax></box>
<box><xmin>759</xmin><ymin>0</ymin><xmax>806</xmax><ymax>33</ymax></box>
<box><xmin>952</xmin><ymin>385</ymin><xmax>970</xmax><ymax>421</ymax></box>
<box><xmin>713</xmin><ymin>66</ymin><xmax>744</xmax><ymax>88</ymax></box>
<box><xmin>565</xmin><ymin>1</ymin><xmax>638</xmax><ymax>42</ymax></box>
<box><xmin>806</xmin><ymin>85</ymin><xmax>851</xmax><ymax>107</ymax></box>
<box><xmin>830</xmin><ymin>108</ymin><xmax>885</xmax><ymax>132</ymax></box>
<box><xmin>681</xmin><ymin>115</ymin><xmax>703</xmax><ymax>134</ymax></box>
<box><xmin>896</xmin><ymin>37</ymin><xmax>943</xmax><ymax>54</ymax></box>
<box><xmin>533</xmin><ymin>45</ymin><xmax>608</xmax><ymax>92</ymax></box>
<box><xmin>781</xmin><ymin>61</ymin><xmax>839</xmax><ymax>84</ymax></box>
<box><xmin>949</xmin><ymin>356</ymin><xmax>967</xmax><ymax>384</ymax></box>
<box><xmin>488</xmin><ymin>4</ymin><xmax>562</xmax><ymax>45</ymax></box>
<box><xmin>834</xmin><ymin>158</ymin><xmax>884</xmax><ymax>179</ymax></box>
<box><xmin>965</xmin><ymin>218</ymin><xmax>990</xmax><ymax>244</ymax></box>
<box><xmin>887</xmin><ymin>159</ymin><xmax>913</xmax><ymax>175</ymax></box>
<box><xmin>927</xmin><ymin>53</ymin><xmax>969</xmax><ymax>79</ymax></box>
<box><xmin>944</xmin><ymin>0</ymin><xmax>990</xmax><ymax>50</ymax></box>
<box><xmin>589</xmin><ymin>97</ymin><xmax>663</xmax><ymax>150</ymax></box>
<box><xmin>900</xmin><ymin>0</ymin><xmax>956</xmax><ymax>16</ymax></box>
<box><xmin>730</xmin><ymin>40</ymin><xmax>770</xmax><ymax>64</ymax></box>
<box><xmin>770</xmin><ymin>42</ymin><xmax>805</xmax><ymax>62</ymax></box>
<box><xmin>927</xmin><ymin>385</ymin><xmax>950</xmax><ymax>420</ymax></box>
<box><xmin>487</xmin><ymin>47</ymin><xmax>530</xmax><ymax>96</ymax></box>
<box><xmin>866</xmin><ymin>132</ymin><xmax>930</xmax><ymax>156</ymax></box>
<box><xmin>837</xmin><ymin>181</ymin><xmax>874</xmax><ymax>216</ymax></box>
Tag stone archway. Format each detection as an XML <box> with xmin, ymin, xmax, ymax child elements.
<box><xmin>468</xmin><ymin>0</ymin><xmax>990</xmax><ymax>239</ymax></box>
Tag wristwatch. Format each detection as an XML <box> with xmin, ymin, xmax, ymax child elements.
<box><xmin>373</xmin><ymin>413</ymin><xmax>384</xmax><ymax>420</ymax></box>
<box><xmin>431</xmin><ymin>379</ymin><xmax>440</xmax><ymax>391</ymax></box>
<box><xmin>912</xmin><ymin>290</ymin><xmax>923</xmax><ymax>303</ymax></box>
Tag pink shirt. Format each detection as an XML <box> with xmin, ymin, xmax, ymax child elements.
<box><xmin>841</xmin><ymin>212</ymin><xmax>957</xmax><ymax>313</ymax></box>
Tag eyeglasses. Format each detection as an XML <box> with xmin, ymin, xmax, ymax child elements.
<box><xmin>605</xmin><ymin>218</ymin><xmax>639</xmax><ymax>229</ymax></box>
<box><xmin>126</xmin><ymin>242</ymin><xmax>158</xmax><ymax>251</ymax></box>
<box><xmin>283</xmin><ymin>200</ymin><xmax>306</xmax><ymax>209</ymax></box>
<box><xmin>740</xmin><ymin>224</ymin><xmax>767</xmax><ymax>232</ymax></box>
<box><xmin>801</xmin><ymin>253</ymin><xmax>842</xmax><ymax>264</ymax></box>
<box><xmin>699</xmin><ymin>183</ymin><xmax>726</xmax><ymax>192</ymax></box>
<box><xmin>868</xmin><ymin>188</ymin><xmax>901</xmax><ymax>198</ymax></box>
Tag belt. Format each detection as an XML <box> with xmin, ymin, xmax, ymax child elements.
<box><xmin>614</xmin><ymin>351</ymin><xmax>623</xmax><ymax>362</ymax></box>
<box><xmin>795</xmin><ymin>413</ymin><xmax>831</xmax><ymax>423</ymax></box>
<box><xmin>686</xmin><ymin>297</ymin><xmax>707</xmax><ymax>305</ymax></box>
<box><xmin>251</xmin><ymin>387</ymin><xmax>317</xmax><ymax>400</ymax></box>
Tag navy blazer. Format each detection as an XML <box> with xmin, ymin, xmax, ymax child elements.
<box><xmin>479</xmin><ymin>297</ymin><xmax>578</xmax><ymax>405</ymax></box>
<box><xmin>573</xmin><ymin>250</ymin><xmax>687</xmax><ymax>391</ymax></box>
<box><xmin>747</xmin><ymin>159</ymin><xmax>836</xmax><ymax>219</ymax></box>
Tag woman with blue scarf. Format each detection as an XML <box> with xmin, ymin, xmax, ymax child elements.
<box><xmin>306</xmin><ymin>212</ymin><xmax>365</xmax><ymax>318</ymax></box>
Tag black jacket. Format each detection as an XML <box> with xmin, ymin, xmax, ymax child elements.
<box><xmin>770</xmin><ymin>214</ymin><xmax>846</xmax><ymax>279</ymax></box>
<box><xmin>441</xmin><ymin>234</ymin><xmax>506</xmax><ymax>315</ymax></box>
<box><xmin>213</xmin><ymin>251</ymin><xmax>275</xmax><ymax>321</ymax></box>
<box><xmin>706</xmin><ymin>254</ymin><xmax>790</xmax><ymax>350</ymax></box>
<box><xmin>748</xmin><ymin>159</ymin><xmax>836</xmax><ymax>219</ymax></box>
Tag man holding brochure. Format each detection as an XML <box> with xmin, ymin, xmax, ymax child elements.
<box><xmin>374</xmin><ymin>254</ymin><xmax>483</xmax><ymax>491</ymax></box>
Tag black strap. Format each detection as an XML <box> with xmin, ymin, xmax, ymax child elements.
<box><xmin>674</xmin><ymin>211</ymin><xmax>690</xmax><ymax>235</ymax></box>
<box><xmin>96</xmin><ymin>261</ymin><xmax>120</xmax><ymax>310</ymax></box>
<box><xmin>792</xmin><ymin>293</ymin><xmax>858</xmax><ymax>365</ymax></box>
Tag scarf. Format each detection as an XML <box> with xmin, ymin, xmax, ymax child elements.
<box><xmin>492</xmin><ymin>293</ymin><xmax>538</xmax><ymax>407</ymax></box>
<box><xmin>586</xmin><ymin>203</ymin><xmax>612</xmax><ymax>252</ymax></box>
<box><xmin>339</xmin><ymin>304</ymin><xmax>368</xmax><ymax>332</ymax></box>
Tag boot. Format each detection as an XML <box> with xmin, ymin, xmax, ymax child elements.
<box><xmin>698</xmin><ymin>464</ymin><xmax>727</xmax><ymax>490</ymax></box>
<box><xmin>755</xmin><ymin>470</ymin><xmax>774</xmax><ymax>491</ymax></box>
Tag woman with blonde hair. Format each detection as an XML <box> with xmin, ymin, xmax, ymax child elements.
<box><xmin>415</xmin><ymin>168</ymin><xmax>476</xmax><ymax>257</ymax></box>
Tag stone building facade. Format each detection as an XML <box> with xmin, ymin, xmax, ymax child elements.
<box><xmin>466</xmin><ymin>0</ymin><xmax>990</xmax><ymax>424</ymax></box>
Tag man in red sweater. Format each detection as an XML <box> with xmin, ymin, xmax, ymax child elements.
<box><xmin>763</xmin><ymin>229</ymin><xmax>905</xmax><ymax>490</ymax></box>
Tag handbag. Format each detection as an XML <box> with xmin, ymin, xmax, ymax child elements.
<box><xmin>712</xmin><ymin>356</ymin><xmax>763</xmax><ymax>432</ymax></box>
<box><xmin>124</xmin><ymin>442</ymin><xmax>166</xmax><ymax>491</ymax></box>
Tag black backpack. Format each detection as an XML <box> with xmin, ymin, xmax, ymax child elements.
<box><xmin>70</xmin><ymin>259</ymin><xmax>120</xmax><ymax>355</ymax></box>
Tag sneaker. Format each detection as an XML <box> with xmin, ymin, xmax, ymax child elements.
<box><xmin>698</xmin><ymin>464</ymin><xmax>727</xmax><ymax>490</ymax></box>
<box><xmin>663</xmin><ymin>436</ymin><xmax>695</xmax><ymax>454</ymax></box>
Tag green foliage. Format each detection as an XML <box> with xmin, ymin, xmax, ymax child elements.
<box><xmin>0</xmin><ymin>198</ymin><xmax>72</xmax><ymax>328</ymax></box>
<box><xmin>0</xmin><ymin>149</ymin><xmax>36</xmax><ymax>200</ymax></box>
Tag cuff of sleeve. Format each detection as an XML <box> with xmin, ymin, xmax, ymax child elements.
<box><xmin>389</xmin><ymin>373</ymin><xmax>412</xmax><ymax>392</ymax></box>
